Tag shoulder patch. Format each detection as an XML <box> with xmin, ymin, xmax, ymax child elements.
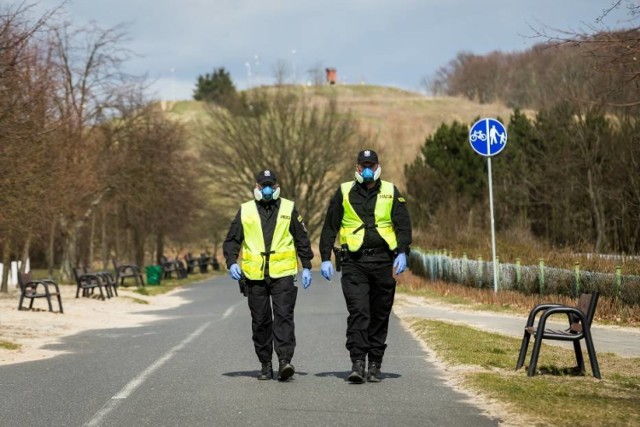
<box><xmin>297</xmin><ymin>215</ymin><xmax>303</xmax><ymax>222</ymax></box>
<box><xmin>397</xmin><ymin>197</ymin><xmax>406</xmax><ymax>203</ymax></box>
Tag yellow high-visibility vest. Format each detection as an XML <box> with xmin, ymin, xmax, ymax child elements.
<box><xmin>339</xmin><ymin>180</ymin><xmax>398</xmax><ymax>252</ymax></box>
<box><xmin>240</xmin><ymin>198</ymin><xmax>297</xmax><ymax>280</ymax></box>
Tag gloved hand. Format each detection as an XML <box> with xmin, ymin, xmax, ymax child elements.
<box><xmin>229</xmin><ymin>263</ymin><xmax>242</xmax><ymax>281</ymax></box>
<box><xmin>320</xmin><ymin>261</ymin><xmax>334</xmax><ymax>280</ymax></box>
<box><xmin>302</xmin><ymin>268</ymin><xmax>312</xmax><ymax>289</ymax></box>
<box><xmin>393</xmin><ymin>253</ymin><xmax>407</xmax><ymax>275</ymax></box>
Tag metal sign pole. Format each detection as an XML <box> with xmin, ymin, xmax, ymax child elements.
<box><xmin>484</xmin><ymin>118</ymin><xmax>498</xmax><ymax>293</ymax></box>
<box><xmin>487</xmin><ymin>156</ymin><xmax>498</xmax><ymax>293</ymax></box>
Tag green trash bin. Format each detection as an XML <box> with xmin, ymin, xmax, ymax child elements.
<box><xmin>146</xmin><ymin>265</ymin><xmax>163</xmax><ymax>285</ymax></box>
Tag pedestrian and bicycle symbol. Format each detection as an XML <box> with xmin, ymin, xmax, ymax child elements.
<box><xmin>469</xmin><ymin>118</ymin><xmax>507</xmax><ymax>157</ymax></box>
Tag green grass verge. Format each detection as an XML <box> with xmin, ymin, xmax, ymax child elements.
<box><xmin>410</xmin><ymin>319</ymin><xmax>640</xmax><ymax>426</ymax></box>
<box><xmin>0</xmin><ymin>340</ymin><xmax>21</xmax><ymax>350</ymax></box>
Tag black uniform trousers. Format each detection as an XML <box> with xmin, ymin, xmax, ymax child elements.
<box><xmin>340</xmin><ymin>257</ymin><xmax>396</xmax><ymax>364</ymax></box>
<box><xmin>247</xmin><ymin>275</ymin><xmax>298</xmax><ymax>364</ymax></box>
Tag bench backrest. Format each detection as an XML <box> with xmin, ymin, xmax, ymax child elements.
<box><xmin>18</xmin><ymin>271</ymin><xmax>33</xmax><ymax>288</ymax></box>
<box><xmin>571</xmin><ymin>292</ymin><xmax>599</xmax><ymax>332</ymax></box>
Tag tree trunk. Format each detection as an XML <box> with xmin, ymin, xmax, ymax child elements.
<box><xmin>20</xmin><ymin>233</ymin><xmax>31</xmax><ymax>273</ymax></box>
<box><xmin>587</xmin><ymin>169</ymin><xmax>607</xmax><ymax>253</ymax></box>
<box><xmin>89</xmin><ymin>210</ymin><xmax>96</xmax><ymax>268</ymax></box>
<box><xmin>155</xmin><ymin>233</ymin><xmax>165</xmax><ymax>265</ymax></box>
<box><xmin>101</xmin><ymin>207</ymin><xmax>109</xmax><ymax>270</ymax></box>
<box><xmin>48</xmin><ymin>218</ymin><xmax>57</xmax><ymax>278</ymax></box>
<box><xmin>58</xmin><ymin>214</ymin><xmax>74</xmax><ymax>282</ymax></box>
<box><xmin>1</xmin><ymin>238</ymin><xmax>11</xmax><ymax>293</ymax></box>
<box><xmin>133</xmin><ymin>228</ymin><xmax>145</xmax><ymax>268</ymax></box>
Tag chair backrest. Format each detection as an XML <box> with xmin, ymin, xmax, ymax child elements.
<box><xmin>573</xmin><ymin>292</ymin><xmax>599</xmax><ymax>331</ymax></box>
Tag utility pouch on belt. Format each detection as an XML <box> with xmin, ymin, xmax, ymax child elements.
<box><xmin>238</xmin><ymin>274</ymin><xmax>248</xmax><ymax>297</ymax></box>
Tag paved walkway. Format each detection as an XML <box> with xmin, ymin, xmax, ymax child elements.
<box><xmin>394</xmin><ymin>294</ymin><xmax>640</xmax><ymax>358</ymax></box>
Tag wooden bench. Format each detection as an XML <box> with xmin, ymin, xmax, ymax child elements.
<box><xmin>17</xmin><ymin>272</ymin><xmax>64</xmax><ymax>313</ymax></box>
<box><xmin>516</xmin><ymin>292</ymin><xmax>600</xmax><ymax>379</ymax></box>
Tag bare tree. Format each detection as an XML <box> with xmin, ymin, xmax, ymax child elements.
<box><xmin>198</xmin><ymin>88</ymin><xmax>370</xmax><ymax>240</ymax></box>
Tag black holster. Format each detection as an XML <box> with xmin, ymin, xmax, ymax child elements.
<box><xmin>333</xmin><ymin>246</ymin><xmax>349</xmax><ymax>272</ymax></box>
<box><xmin>238</xmin><ymin>274</ymin><xmax>248</xmax><ymax>297</ymax></box>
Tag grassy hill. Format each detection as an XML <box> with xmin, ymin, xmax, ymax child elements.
<box><xmin>161</xmin><ymin>85</ymin><xmax>518</xmax><ymax>189</ymax></box>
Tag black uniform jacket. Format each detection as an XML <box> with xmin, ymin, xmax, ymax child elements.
<box><xmin>319</xmin><ymin>179</ymin><xmax>412</xmax><ymax>262</ymax></box>
<box><xmin>223</xmin><ymin>198</ymin><xmax>314</xmax><ymax>270</ymax></box>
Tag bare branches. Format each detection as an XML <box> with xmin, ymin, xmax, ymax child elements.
<box><xmin>198</xmin><ymin>88</ymin><xmax>366</xmax><ymax>239</ymax></box>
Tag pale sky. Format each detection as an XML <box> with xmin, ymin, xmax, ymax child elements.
<box><xmin>29</xmin><ymin>0</ymin><xmax>635</xmax><ymax>100</ymax></box>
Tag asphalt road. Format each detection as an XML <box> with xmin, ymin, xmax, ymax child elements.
<box><xmin>0</xmin><ymin>273</ymin><xmax>499</xmax><ymax>426</ymax></box>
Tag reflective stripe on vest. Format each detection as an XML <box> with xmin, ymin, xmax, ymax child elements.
<box><xmin>339</xmin><ymin>180</ymin><xmax>398</xmax><ymax>252</ymax></box>
<box><xmin>240</xmin><ymin>198</ymin><xmax>297</xmax><ymax>280</ymax></box>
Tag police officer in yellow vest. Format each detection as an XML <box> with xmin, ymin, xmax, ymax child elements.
<box><xmin>223</xmin><ymin>170</ymin><xmax>314</xmax><ymax>381</ymax></box>
<box><xmin>319</xmin><ymin>149</ymin><xmax>412</xmax><ymax>383</ymax></box>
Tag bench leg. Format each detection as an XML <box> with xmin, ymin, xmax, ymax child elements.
<box><xmin>527</xmin><ymin>333</ymin><xmax>544</xmax><ymax>377</ymax></box>
<box><xmin>573</xmin><ymin>340</ymin><xmax>585</xmax><ymax>373</ymax></box>
<box><xmin>583</xmin><ymin>330</ymin><xmax>601</xmax><ymax>379</ymax></box>
<box><xmin>515</xmin><ymin>332</ymin><xmax>531</xmax><ymax>370</ymax></box>
<box><xmin>46</xmin><ymin>293</ymin><xmax>54</xmax><ymax>312</ymax></box>
<box><xmin>57</xmin><ymin>294</ymin><xmax>64</xmax><ymax>314</ymax></box>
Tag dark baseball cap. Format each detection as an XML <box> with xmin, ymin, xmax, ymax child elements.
<box><xmin>357</xmin><ymin>149</ymin><xmax>379</xmax><ymax>165</ymax></box>
<box><xmin>256</xmin><ymin>169</ymin><xmax>277</xmax><ymax>185</ymax></box>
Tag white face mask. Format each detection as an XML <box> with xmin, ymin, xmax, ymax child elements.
<box><xmin>355</xmin><ymin>165</ymin><xmax>382</xmax><ymax>183</ymax></box>
<box><xmin>253</xmin><ymin>184</ymin><xmax>281</xmax><ymax>201</ymax></box>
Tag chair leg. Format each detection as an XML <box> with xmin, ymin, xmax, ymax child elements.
<box><xmin>527</xmin><ymin>333</ymin><xmax>544</xmax><ymax>376</ymax></box>
<box><xmin>57</xmin><ymin>294</ymin><xmax>64</xmax><ymax>314</ymax></box>
<box><xmin>29</xmin><ymin>298</ymin><xmax>35</xmax><ymax>310</ymax></box>
<box><xmin>573</xmin><ymin>341</ymin><xmax>585</xmax><ymax>373</ymax></box>
<box><xmin>18</xmin><ymin>294</ymin><xmax>25</xmax><ymax>310</ymax></box>
<box><xmin>516</xmin><ymin>332</ymin><xmax>531</xmax><ymax>370</ymax></box>
<box><xmin>46</xmin><ymin>294</ymin><xmax>54</xmax><ymax>312</ymax></box>
<box><xmin>583</xmin><ymin>330</ymin><xmax>601</xmax><ymax>379</ymax></box>
<box><xmin>76</xmin><ymin>286</ymin><xmax>81</xmax><ymax>298</ymax></box>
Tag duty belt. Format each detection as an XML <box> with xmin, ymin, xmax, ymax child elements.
<box><xmin>356</xmin><ymin>247</ymin><xmax>389</xmax><ymax>256</ymax></box>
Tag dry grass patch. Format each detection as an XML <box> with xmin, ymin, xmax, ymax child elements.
<box><xmin>411</xmin><ymin>319</ymin><xmax>640</xmax><ymax>426</ymax></box>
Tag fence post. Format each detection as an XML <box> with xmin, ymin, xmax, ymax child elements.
<box><xmin>574</xmin><ymin>262</ymin><xmax>580</xmax><ymax>297</ymax></box>
<box><xmin>515</xmin><ymin>258</ymin><xmax>521</xmax><ymax>291</ymax></box>
<box><xmin>538</xmin><ymin>259</ymin><xmax>545</xmax><ymax>295</ymax></box>
<box><xmin>615</xmin><ymin>266</ymin><xmax>622</xmax><ymax>300</ymax></box>
<box><xmin>495</xmin><ymin>256</ymin><xmax>500</xmax><ymax>291</ymax></box>
<box><xmin>477</xmin><ymin>256</ymin><xmax>483</xmax><ymax>288</ymax></box>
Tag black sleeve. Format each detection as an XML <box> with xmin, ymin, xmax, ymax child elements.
<box><xmin>290</xmin><ymin>206</ymin><xmax>314</xmax><ymax>269</ymax></box>
<box><xmin>319</xmin><ymin>186</ymin><xmax>345</xmax><ymax>261</ymax></box>
<box><xmin>222</xmin><ymin>209</ymin><xmax>243</xmax><ymax>269</ymax></box>
<box><xmin>391</xmin><ymin>186</ymin><xmax>412</xmax><ymax>254</ymax></box>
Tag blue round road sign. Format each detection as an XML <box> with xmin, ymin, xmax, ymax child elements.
<box><xmin>469</xmin><ymin>118</ymin><xmax>507</xmax><ymax>157</ymax></box>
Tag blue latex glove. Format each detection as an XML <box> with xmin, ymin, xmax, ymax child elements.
<box><xmin>229</xmin><ymin>263</ymin><xmax>242</xmax><ymax>281</ymax></box>
<box><xmin>302</xmin><ymin>268</ymin><xmax>312</xmax><ymax>289</ymax></box>
<box><xmin>320</xmin><ymin>261</ymin><xmax>334</xmax><ymax>280</ymax></box>
<box><xmin>393</xmin><ymin>253</ymin><xmax>407</xmax><ymax>275</ymax></box>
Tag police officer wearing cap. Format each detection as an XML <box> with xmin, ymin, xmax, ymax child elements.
<box><xmin>223</xmin><ymin>170</ymin><xmax>314</xmax><ymax>381</ymax></box>
<box><xmin>319</xmin><ymin>149</ymin><xmax>412</xmax><ymax>383</ymax></box>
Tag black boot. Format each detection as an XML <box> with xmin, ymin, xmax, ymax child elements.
<box><xmin>367</xmin><ymin>361</ymin><xmax>382</xmax><ymax>383</ymax></box>
<box><xmin>348</xmin><ymin>360</ymin><xmax>365</xmax><ymax>384</ymax></box>
<box><xmin>257</xmin><ymin>361</ymin><xmax>273</xmax><ymax>380</ymax></box>
<box><xmin>278</xmin><ymin>359</ymin><xmax>295</xmax><ymax>381</ymax></box>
